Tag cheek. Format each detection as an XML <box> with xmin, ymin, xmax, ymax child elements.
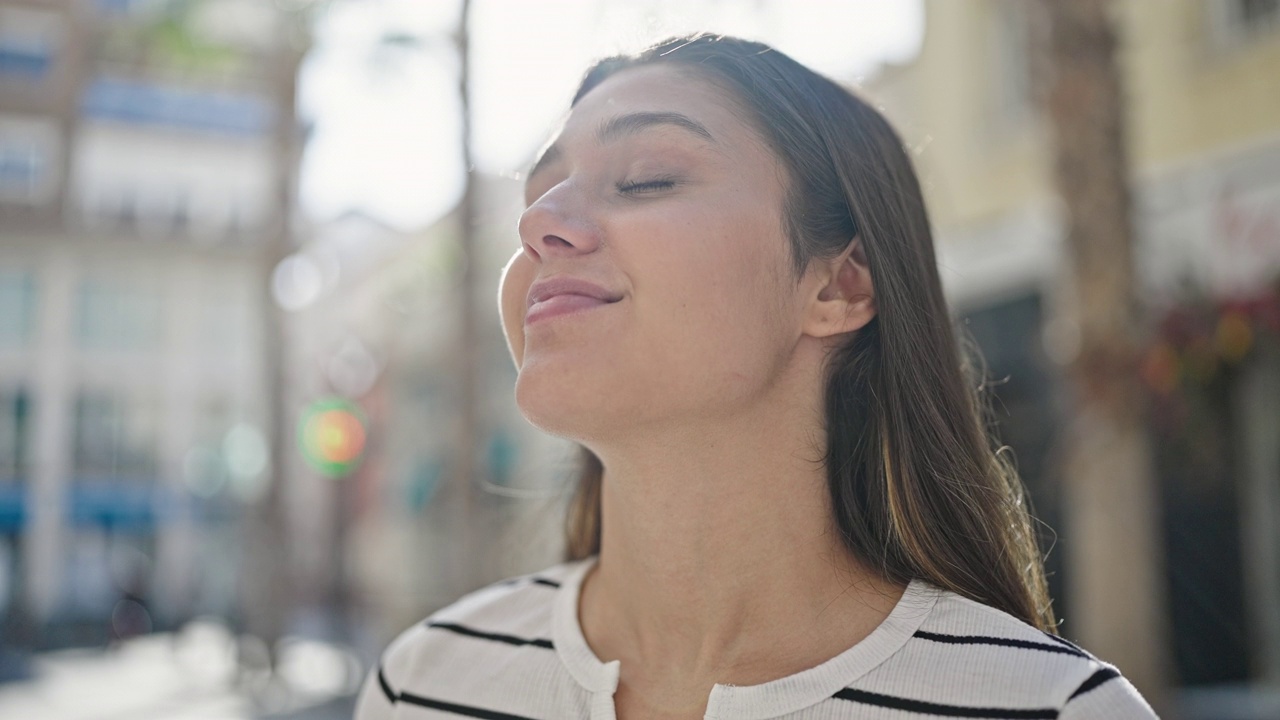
<box><xmin>669</xmin><ymin>216</ymin><xmax>789</xmax><ymax>320</ymax></box>
<box><xmin>705</xmin><ymin>257</ymin><xmax>793</xmax><ymax>357</ymax></box>
<box><xmin>499</xmin><ymin>250</ymin><xmax>534</xmax><ymax>366</ymax></box>
<box><xmin>641</xmin><ymin>222</ymin><xmax>795</xmax><ymax>374</ymax></box>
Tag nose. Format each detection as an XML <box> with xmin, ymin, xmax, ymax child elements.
<box><xmin>517</xmin><ymin>182</ymin><xmax>603</xmax><ymax>263</ymax></box>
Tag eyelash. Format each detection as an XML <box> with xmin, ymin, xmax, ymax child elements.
<box><xmin>617</xmin><ymin>178</ymin><xmax>676</xmax><ymax>195</ymax></box>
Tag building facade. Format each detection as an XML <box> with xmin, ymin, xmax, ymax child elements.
<box><xmin>0</xmin><ymin>0</ymin><xmax>294</xmax><ymax>648</ymax></box>
<box><xmin>864</xmin><ymin>0</ymin><xmax>1280</xmax><ymax>708</ymax></box>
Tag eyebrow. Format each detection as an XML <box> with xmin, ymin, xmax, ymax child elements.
<box><xmin>526</xmin><ymin>111</ymin><xmax>715</xmax><ymax>184</ymax></box>
<box><xmin>597</xmin><ymin>111</ymin><xmax>714</xmax><ymax>144</ymax></box>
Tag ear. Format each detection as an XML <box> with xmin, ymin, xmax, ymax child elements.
<box><xmin>801</xmin><ymin>237</ymin><xmax>876</xmax><ymax>339</ymax></box>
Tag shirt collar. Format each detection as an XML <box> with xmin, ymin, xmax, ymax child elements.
<box><xmin>552</xmin><ymin>555</ymin><xmax>941</xmax><ymax>719</ymax></box>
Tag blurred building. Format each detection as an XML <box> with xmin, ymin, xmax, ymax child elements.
<box><xmin>0</xmin><ymin>0</ymin><xmax>295</xmax><ymax>648</ymax></box>
<box><xmin>866</xmin><ymin>0</ymin><xmax>1280</xmax><ymax>710</ymax></box>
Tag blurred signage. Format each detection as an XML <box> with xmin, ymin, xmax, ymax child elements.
<box><xmin>1142</xmin><ymin>161</ymin><xmax>1280</xmax><ymax>298</ymax></box>
<box><xmin>67</xmin><ymin>481</ymin><xmax>174</xmax><ymax>530</ymax></box>
<box><xmin>298</xmin><ymin>398</ymin><xmax>367</xmax><ymax>478</ymax></box>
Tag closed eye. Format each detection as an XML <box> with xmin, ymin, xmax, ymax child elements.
<box><xmin>617</xmin><ymin>179</ymin><xmax>676</xmax><ymax>195</ymax></box>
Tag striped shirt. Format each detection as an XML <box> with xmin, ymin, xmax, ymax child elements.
<box><xmin>355</xmin><ymin>557</ymin><xmax>1156</xmax><ymax>719</ymax></box>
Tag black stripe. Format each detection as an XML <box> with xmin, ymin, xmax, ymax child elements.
<box><xmin>377</xmin><ymin>666</ymin><xmax>398</xmax><ymax>704</ymax></box>
<box><xmin>499</xmin><ymin>575</ymin><xmax>561</xmax><ymax>589</ymax></box>
<box><xmin>1067</xmin><ymin>667</ymin><xmax>1121</xmax><ymax>701</ymax></box>
<box><xmin>1041</xmin><ymin>632</ymin><xmax>1092</xmax><ymax>657</ymax></box>
<box><xmin>398</xmin><ymin>691</ymin><xmax>539</xmax><ymax>720</ymax></box>
<box><xmin>833</xmin><ymin>688</ymin><xmax>1058</xmax><ymax>719</ymax></box>
<box><xmin>914</xmin><ymin>630</ymin><xmax>1088</xmax><ymax>659</ymax></box>
<box><xmin>427</xmin><ymin>621</ymin><xmax>554</xmax><ymax>649</ymax></box>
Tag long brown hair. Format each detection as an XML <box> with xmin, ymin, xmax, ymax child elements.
<box><xmin>560</xmin><ymin>34</ymin><xmax>1056</xmax><ymax>632</ymax></box>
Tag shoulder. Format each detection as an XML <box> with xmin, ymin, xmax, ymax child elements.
<box><xmin>354</xmin><ymin>561</ymin><xmax>579</xmax><ymax>719</ymax></box>
<box><xmin>846</xmin><ymin>585</ymin><xmax>1157</xmax><ymax>718</ymax></box>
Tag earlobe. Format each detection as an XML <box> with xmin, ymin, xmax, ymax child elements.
<box><xmin>804</xmin><ymin>238</ymin><xmax>876</xmax><ymax>339</ymax></box>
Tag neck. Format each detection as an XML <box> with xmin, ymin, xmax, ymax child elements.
<box><xmin>577</xmin><ymin>347</ymin><xmax>904</xmax><ymax>690</ymax></box>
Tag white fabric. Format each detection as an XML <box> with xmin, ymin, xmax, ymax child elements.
<box><xmin>355</xmin><ymin>557</ymin><xmax>1157</xmax><ymax>719</ymax></box>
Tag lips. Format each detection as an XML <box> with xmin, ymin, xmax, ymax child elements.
<box><xmin>526</xmin><ymin>277</ymin><xmax>622</xmax><ymax>325</ymax></box>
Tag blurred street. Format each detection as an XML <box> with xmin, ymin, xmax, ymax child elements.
<box><xmin>0</xmin><ymin>621</ymin><xmax>359</xmax><ymax>720</ymax></box>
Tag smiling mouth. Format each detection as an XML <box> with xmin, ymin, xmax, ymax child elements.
<box><xmin>525</xmin><ymin>294</ymin><xmax>620</xmax><ymax>325</ymax></box>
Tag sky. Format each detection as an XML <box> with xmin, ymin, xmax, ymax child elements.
<box><xmin>297</xmin><ymin>0</ymin><xmax>924</xmax><ymax>231</ymax></box>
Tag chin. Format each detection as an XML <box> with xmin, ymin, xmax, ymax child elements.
<box><xmin>513</xmin><ymin>366</ymin><xmax>622</xmax><ymax>442</ymax></box>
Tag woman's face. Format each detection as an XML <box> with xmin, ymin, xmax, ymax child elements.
<box><xmin>499</xmin><ymin>65</ymin><xmax>810</xmax><ymax>441</ymax></box>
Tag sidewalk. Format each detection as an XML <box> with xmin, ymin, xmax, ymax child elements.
<box><xmin>0</xmin><ymin>622</ymin><xmax>360</xmax><ymax>720</ymax></box>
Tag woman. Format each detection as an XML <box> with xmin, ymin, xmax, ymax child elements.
<box><xmin>357</xmin><ymin>34</ymin><xmax>1157</xmax><ymax>719</ymax></box>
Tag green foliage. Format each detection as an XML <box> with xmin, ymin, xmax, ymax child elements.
<box><xmin>146</xmin><ymin>1</ymin><xmax>242</xmax><ymax>74</ymax></box>
<box><xmin>97</xmin><ymin>0</ymin><xmax>253</xmax><ymax>80</ymax></box>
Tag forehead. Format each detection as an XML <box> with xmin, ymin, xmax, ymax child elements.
<box><xmin>530</xmin><ymin>65</ymin><xmax>773</xmax><ymax>178</ymax></box>
<box><xmin>569</xmin><ymin>65</ymin><xmax>738</xmax><ymax>131</ymax></box>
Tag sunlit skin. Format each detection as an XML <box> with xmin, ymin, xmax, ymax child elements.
<box><xmin>498</xmin><ymin>65</ymin><xmax>902</xmax><ymax>720</ymax></box>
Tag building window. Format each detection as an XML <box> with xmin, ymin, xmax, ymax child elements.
<box><xmin>0</xmin><ymin>535</ymin><xmax>19</xmax><ymax>617</ymax></box>
<box><xmin>0</xmin><ymin>7</ymin><xmax>61</xmax><ymax>83</ymax></box>
<box><xmin>0</xmin><ymin>116</ymin><xmax>59</xmax><ymax>206</ymax></box>
<box><xmin>1210</xmin><ymin>0</ymin><xmax>1280</xmax><ymax>47</ymax></box>
<box><xmin>73</xmin><ymin>392</ymin><xmax>157</xmax><ymax>479</ymax></box>
<box><xmin>0</xmin><ymin>141</ymin><xmax>44</xmax><ymax>202</ymax></box>
<box><xmin>1238</xmin><ymin>0</ymin><xmax>1280</xmax><ymax>27</ymax></box>
<box><xmin>0</xmin><ymin>270</ymin><xmax>34</xmax><ymax>349</ymax></box>
<box><xmin>75</xmin><ymin>276</ymin><xmax>163</xmax><ymax>350</ymax></box>
<box><xmin>202</xmin><ymin>287</ymin><xmax>252</xmax><ymax>365</ymax></box>
<box><xmin>95</xmin><ymin>0</ymin><xmax>139</xmax><ymax>15</ymax></box>
<box><xmin>0</xmin><ymin>389</ymin><xmax>29</xmax><ymax>480</ymax></box>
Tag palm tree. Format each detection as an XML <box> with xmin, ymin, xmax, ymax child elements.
<box><xmin>1038</xmin><ymin>0</ymin><xmax>1171</xmax><ymax>709</ymax></box>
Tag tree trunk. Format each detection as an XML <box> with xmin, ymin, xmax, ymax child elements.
<box><xmin>452</xmin><ymin>0</ymin><xmax>484</xmax><ymax>592</ymax></box>
<box><xmin>1038</xmin><ymin>0</ymin><xmax>1172</xmax><ymax>709</ymax></box>
<box><xmin>242</xmin><ymin>13</ymin><xmax>306</xmax><ymax>677</ymax></box>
